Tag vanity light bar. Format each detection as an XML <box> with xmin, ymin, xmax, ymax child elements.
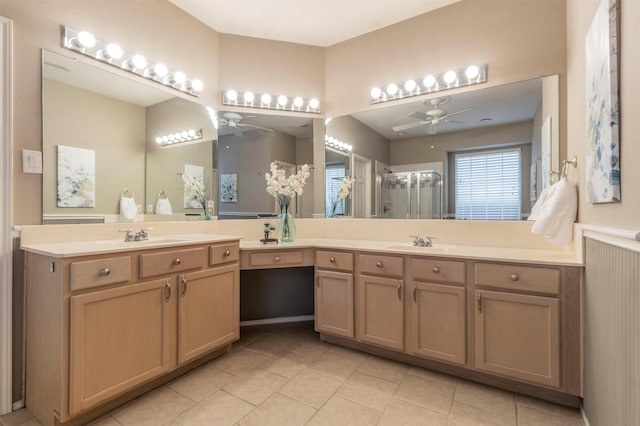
<box><xmin>325</xmin><ymin>135</ymin><xmax>352</xmax><ymax>152</ymax></box>
<box><xmin>63</xmin><ymin>26</ymin><xmax>204</xmax><ymax>97</ymax></box>
<box><xmin>155</xmin><ymin>129</ymin><xmax>202</xmax><ymax>146</ymax></box>
<box><xmin>369</xmin><ymin>64</ymin><xmax>487</xmax><ymax>104</ymax></box>
<box><xmin>222</xmin><ymin>90</ymin><xmax>321</xmax><ymax>114</ymax></box>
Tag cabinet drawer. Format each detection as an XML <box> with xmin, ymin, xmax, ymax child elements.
<box><xmin>412</xmin><ymin>258</ymin><xmax>465</xmax><ymax>285</ymax></box>
<box><xmin>210</xmin><ymin>243</ymin><xmax>239</xmax><ymax>266</ymax></box>
<box><xmin>139</xmin><ymin>247</ymin><xmax>205</xmax><ymax>278</ymax></box>
<box><xmin>359</xmin><ymin>253</ymin><xmax>404</xmax><ymax>277</ymax></box>
<box><xmin>70</xmin><ymin>256</ymin><xmax>131</xmax><ymax>291</ymax></box>
<box><xmin>249</xmin><ymin>250</ymin><xmax>304</xmax><ymax>267</ymax></box>
<box><xmin>316</xmin><ymin>250</ymin><xmax>353</xmax><ymax>272</ymax></box>
<box><xmin>474</xmin><ymin>263</ymin><xmax>560</xmax><ymax>295</ymax></box>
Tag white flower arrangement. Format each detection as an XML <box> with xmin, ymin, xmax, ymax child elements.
<box><xmin>181</xmin><ymin>173</ymin><xmax>208</xmax><ymax>210</ymax></box>
<box><xmin>264</xmin><ymin>162</ymin><xmax>311</xmax><ymax>199</ymax></box>
<box><xmin>330</xmin><ymin>176</ymin><xmax>355</xmax><ymax>217</ymax></box>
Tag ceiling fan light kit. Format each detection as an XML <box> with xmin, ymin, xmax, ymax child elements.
<box><xmin>223</xmin><ymin>89</ymin><xmax>321</xmax><ymax>114</ymax></box>
<box><xmin>370</xmin><ymin>64</ymin><xmax>487</xmax><ymax>105</ymax></box>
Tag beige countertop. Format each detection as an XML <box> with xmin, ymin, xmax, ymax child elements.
<box><xmin>21</xmin><ymin>234</ymin><xmax>582</xmax><ymax>266</ymax></box>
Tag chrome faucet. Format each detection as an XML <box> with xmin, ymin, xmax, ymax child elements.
<box><xmin>121</xmin><ymin>228</ymin><xmax>151</xmax><ymax>242</ymax></box>
<box><xmin>411</xmin><ymin>235</ymin><xmax>434</xmax><ymax>247</ymax></box>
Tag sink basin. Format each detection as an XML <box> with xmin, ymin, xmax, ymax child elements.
<box><xmin>385</xmin><ymin>244</ymin><xmax>453</xmax><ymax>253</ymax></box>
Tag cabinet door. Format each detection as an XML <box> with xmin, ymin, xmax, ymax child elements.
<box><xmin>356</xmin><ymin>274</ymin><xmax>404</xmax><ymax>350</ymax></box>
<box><xmin>69</xmin><ymin>278</ymin><xmax>173</xmax><ymax>414</ymax></box>
<box><xmin>178</xmin><ymin>264</ymin><xmax>239</xmax><ymax>364</ymax></box>
<box><xmin>409</xmin><ymin>282</ymin><xmax>466</xmax><ymax>365</ymax></box>
<box><xmin>475</xmin><ymin>290</ymin><xmax>560</xmax><ymax>388</ymax></box>
<box><xmin>315</xmin><ymin>270</ymin><xmax>354</xmax><ymax>338</ymax></box>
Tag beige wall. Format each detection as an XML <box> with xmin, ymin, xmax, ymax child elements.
<box><xmin>43</xmin><ymin>80</ymin><xmax>146</xmax><ymax>216</ymax></box>
<box><xmin>1</xmin><ymin>0</ymin><xmax>219</xmax><ymax>225</ymax></box>
<box><xmin>325</xmin><ymin>0</ymin><xmax>567</xmax><ymax>117</ymax></box>
<box><xmin>567</xmin><ymin>0</ymin><xmax>640</xmax><ymax>229</ymax></box>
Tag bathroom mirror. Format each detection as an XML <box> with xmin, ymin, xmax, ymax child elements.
<box><xmin>326</xmin><ymin>76</ymin><xmax>560</xmax><ymax>220</ymax></box>
<box><xmin>216</xmin><ymin>111</ymin><xmax>316</xmax><ymax>219</ymax></box>
<box><xmin>41</xmin><ymin>49</ymin><xmax>217</xmax><ymax>224</ymax></box>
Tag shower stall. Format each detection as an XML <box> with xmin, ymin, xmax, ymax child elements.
<box><xmin>378</xmin><ymin>170</ymin><xmax>442</xmax><ymax>219</ymax></box>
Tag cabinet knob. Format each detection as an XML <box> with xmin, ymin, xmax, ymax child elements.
<box><xmin>274</xmin><ymin>256</ymin><xmax>281</xmax><ymax>262</ymax></box>
<box><xmin>174</xmin><ymin>258</ymin><xmax>181</xmax><ymax>265</ymax></box>
<box><xmin>224</xmin><ymin>250</ymin><xmax>231</xmax><ymax>257</ymax></box>
<box><xmin>99</xmin><ymin>268</ymin><xmax>110</xmax><ymax>276</ymax></box>
<box><xmin>432</xmin><ymin>267</ymin><xmax>440</xmax><ymax>273</ymax></box>
<box><xmin>329</xmin><ymin>257</ymin><xmax>336</xmax><ymax>263</ymax></box>
<box><xmin>510</xmin><ymin>274</ymin><xmax>519</xmax><ymax>281</ymax></box>
<box><xmin>376</xmin><ymin>261</ymin><xmax>383</xmax><ymax>268</ymax></box>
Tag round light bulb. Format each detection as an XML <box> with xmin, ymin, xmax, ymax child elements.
<box><xmin>181</xmin><ymin>131</ymin><xmax>188</xmax><ymax>138</ymax></box>
<box><xmin>386</xmin><ymin>83</ymin><xmax>399</xmax><ymax>96</ymax></box>
<box><xmin>188</xmin><ymin>129</ymin><xmax>196</xmax><ymax>137</ymax></box>
<box><xmin>131</xmin><ymin>54</ymin><xmax>147</xmax><ymax>70</ymax></box>
<box><xmin>243</xmin><ymin>91</ymin><xmax>255</xmax><ymax>103</ymax></box>
<box><xmin>77</xmin><ymin>31</ymin><xmax>96</xmax><ymax>48</ymax></box>
<box><xmin>465</xmin><ymin>65</ymin><xmax>480</xmax><ymax>80</ymax></box>
<box><xmin>370</xmin><ymin>87</ymin><xmax>382</xmax><ymax>99</ymax></box>
<box><xmin>226</xmin><ymin>90</ymin><xmax>238</xmax><ymax>102</ymax></box>
<box><xmin>308</xmin><ymin>98</ymin><xmax>320</xmax><ymax>109</ymax></box>
<box><xmin>172</xmin><ymin>71</ymin><xmax>186</xmax><ymax>85</ymax></box>
<box><xmin>277</xmin><ymin>95</ymin><xmax>288</xmax><ymax>106</ymax></box>
<box><xmin>443</xmin><ymin>70</ymin><xmax>457</xmax><ymax>84</ymax></box>
<box><xmin>404</xmin><ymin>79</ymin><xmax>417</xmax><ymax>92</ymax></box>
<box><xmin>190</xmin><ymin>79</ymin><xmax>203</xmax><ymax>92</ymax></box>
<box><xmin>293</xmin><ymin>97</ymin><xmax>304</xmax><ymax>108</ymax></box>
<box><xmin>155</xmin><ymin>137</ymin><xmax>162</xmax><ymax>144</ymax></box>
<box><xmin>168</xmin><ymin>134</ymin><xmax>175</xmax><ymax>141</ymax></box>
<box><xmin>174</xmin><ymin>132</ymin><xmax>181</xmax><ymax>139</ymax></box>
<box><xmin>261</xmin><ymin>94</ymin><xmax>272</xmax><ymax>104</ymax></box>
<box><xmin>162</xmin><ymin>136</ymin><xmax>169</xmax><ymax>143</ymax></box>
<box><xmin>347</xmin><ymin>145</ymin><xmax>353</xmax><ymax>151</ymax></box>
<box><xmin>423</xmin><ymin>75</ymin><xmax>436</xmax><ymax>88</ymax></box>
<box><xmin>105</xmin><ymin>43</ymin><xmax>123</xmax><ymax>60</ymax></box>
<box><xmin>154</xmin><ymin>63</ymin><xmax>168</xmax><ymax>77</ymax></box>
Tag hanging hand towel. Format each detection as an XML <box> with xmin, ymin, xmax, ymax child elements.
<box><xmin>531</xmin><ymin>178</ymin><xmax>577</xmax><ymax>244</ymax></box>
<box><xmin>120</xmin><ymin>194</ymin><xmax>138</xmax><ymax>222</ymax></box>
<box><xmin>155</xmin><ymin>197</ymin><xmax>173</xmax><ymax>215</ymax></box>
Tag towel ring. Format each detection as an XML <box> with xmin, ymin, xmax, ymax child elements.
<box><xmin>121</xmin><ymin>188</ymin><xmax>133</xmax><ymax>198</ymax></box>
<box><xmin>157</xmin><ymin>190</ymin><xmax>168</xmax><ymax>199</ymax></box>
<box><xmin>561</xmin><ymin>155</ymin><xmax>578</xmax><ymax>178</ymax></box>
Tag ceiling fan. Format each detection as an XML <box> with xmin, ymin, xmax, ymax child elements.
<box><xmin>218</xmin><ymin>112</ymin><xmax>274</xmax><ymax>134</ymax></box>
<box><xmin>392</xmin><ymin>97</ymin><xmax>479</xmax><ymax>135</ymax></box>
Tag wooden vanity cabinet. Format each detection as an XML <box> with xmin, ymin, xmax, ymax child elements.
<box><xmin>314</xmin><ymin>250</ymin><xmax>354</xmax><ymax>338</ymax></box>
<box><xmin>25</xmin><ymin>241</ymin><xmax>240</xmax><ymax>426</ymax></box>
<box><xmin>407</xmin><ymin>258</ymin><xmax>467</xmax><ymax>366</ymax></box>
<box><xmin>356</xmin><ymin>253</ymin><xmax>405</xmax><ymax>350</ymax></box>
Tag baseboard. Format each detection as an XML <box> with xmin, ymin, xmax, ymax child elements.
<box><xmin>580</xmin><ymin>405</ymin><xmax>591</xmax><ymax>426</ymax></box>
<box><xmin>240</xmin><ymin>315</ymin><xmax>314</xmax><ymax>326</ymax></box>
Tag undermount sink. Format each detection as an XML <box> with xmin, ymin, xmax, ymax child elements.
<box><xmin>385</xmin><ymin>244</ymin><xmax>453</xmax><ymax>253</ymax></box>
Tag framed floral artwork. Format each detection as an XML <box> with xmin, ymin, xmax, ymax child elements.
<box><xmin>183</xmin><ymin>164</ymin><xmax>206</xmax><ymax>208</ymax></box>
<box><xmin>585</xmin><ymin>0</ymin><xmax>620</xmax><ymax>203</ymax></box>
<box><xmin>57</xmin><ymin>145</ymin><xmax>95</xmax><ymax>207</ymax></box>
<box><xmin>220</xmin><ymin>173</ymin><xmax>237</xmax><ymax>203</ymax></box>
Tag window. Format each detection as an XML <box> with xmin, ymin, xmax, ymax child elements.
<box><xmin>455</xmin><ymin>148</ymin><xmax>521</xmax><ymax>220</ymax></box>
<box><xmin>325</xmin><ymin>164</ymin><xmax>346</xmax><ymax>217</ymax></box>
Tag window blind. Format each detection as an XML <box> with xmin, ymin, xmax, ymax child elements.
<box><xmin>455</xmin><ymin>148</ymin><xmax>521</xmax><ymax>220</ymax></box>
<box><xmin>325</xmin><ymin>165</ymin><xmax>345</xmax><ymax>217</ymax></box>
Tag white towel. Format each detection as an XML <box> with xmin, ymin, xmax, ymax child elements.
<box><xmin>120</xmin><ymin>195</ymin><xmax>138</xmax><ymax>222</ymax></box>
<box><xmin>531</xmin><ymin>178</ymin><xmax>577</xmax><ymax>244</ymax></box>
<box><xmin>528</xmin><ymin>184</ymin><xmax>554</xmax><ymax>221</ymax></box>
<box><xmin>155</xmin><ymin>198</ymin><xmax>173</xmax><ymax>215</ymax></box>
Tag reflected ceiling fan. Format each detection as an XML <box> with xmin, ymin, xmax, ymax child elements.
<box><xmin>218</xmin><ymin>112</ymin><xmax>274</xmax><ymax>134</ymax></box>
<box><xmin>392</xmin><ymin>97</ymin><xmax>480</xmax><ymax>135</ymax></box>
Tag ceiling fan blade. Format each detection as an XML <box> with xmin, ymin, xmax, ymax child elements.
<box><xmin>408</xmin><ymin>111</ymin><xmax>429</xmax><ymax>121</ymax></box>
<box><xmin>444</xmin><ymin>119</ymin><xmax>482</xmax><ymax>125</ymax></box>
<box><xmin>441</xmin><ymin>108</ymin><xmax>472</xmax><ymax>119</ymax></box>
<box><xmin>237</xmin><ymin>123</ymin><xmax>274</xmax><ymax>132</ymax></box>
<box><xmin>392</xmin><ymin>121</ymin><xmax>429</xmax><ymax>132</ymax></box>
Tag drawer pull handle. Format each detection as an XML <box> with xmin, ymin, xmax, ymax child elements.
<box><xmin>164</xmin><ymin>281</ymin><xmax>171</xmax><ymax>302</ymax></box>
<box><xmin>396</xmin><ymin>283</ymin><xmax>402</xmax><ymax>300</ymax></box>
<box><xmin>432</xmin><ymin>267</ymin><xmax>440</xmax><ymax>273</ymax></box>
<box><xmin>274</xmin><ymin>256</ymin><xmax>281</xmax><ymax>262</ymax></box>
<box><xmin>224</xmin><ymin>250</ymin><xmax>231</xmax><ymax>257</ymax></box>
<box><xmin>412</xmin><ymin>283</ymin><xmax>417</xmax><ymax>302</ymax></box>
<box><xmin>98</xmin><ymin>268</ymin><xmax>110</xmax><ymax>277</ymax></box>
<box><xmin>376</xmin><ymin>261</ymin><xmax>383</xmax><ymax>268</ymax></box>
<box><xmin>478</xmin><ymin>292</ymin><xmax>483</xmax><ymax>312</ymax></box>
<box><xmin>510</xmin><ymin>274</ymin><xmax>519</xmax><ymax>281</ymax></box>
<box><xmin>174</xmin><ymin>258</ymin><xmax>181</xmax><ymax>265</ymax></box>
<box><xmin>329</xmin><ymin>257</ymin><xmax>336</xmax><ymax>263</ymax></box>
<box><xmin>180</xmin><ymin>275</ymin><xmax>188</xmax><ymax>296</ymax></box>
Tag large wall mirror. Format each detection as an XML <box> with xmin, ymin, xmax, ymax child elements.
<box><xmin>41</xmin><ymin>50</ymin><xmax>317</xmax><ymax>224</ymax></box>
<box><xmin>326</xmin><ymin>76</ymin><xmax>559</xmax><ymax>220</ymax></box>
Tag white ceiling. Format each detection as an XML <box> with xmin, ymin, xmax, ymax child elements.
<box><xmin>168</xmin><ymin>0</ymin><xmax>462</xmax><ymax>46</ymax></box>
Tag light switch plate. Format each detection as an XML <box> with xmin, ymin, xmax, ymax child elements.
<box><xmin>22</xmin><ymin>150</ymin><xmax>43</xmax><ymax>174</ymax></box>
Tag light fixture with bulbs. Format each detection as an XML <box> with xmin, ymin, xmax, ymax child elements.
<box><xmin>369</xmin><ymin>64</ymin><xmax>487</xmax><ymax>104</ymax></box>
<box><xmin>324</xmin><ymin>134</ymin><xmax>352</xmax><ymax>152</ymax></box>
<box><xmin>223</xmin><ymin>90</ymin><xmax>321</xmax><ymax>113</ymax></box>
<box><xmin>63</xmin><ymin>26</ymin><xmax>204</xmax><ymax>97</ymax></box>
<box><xmin>155</xmin><ymin>129</ymin><xmax>203</xmax><ymax>146</ymax></box>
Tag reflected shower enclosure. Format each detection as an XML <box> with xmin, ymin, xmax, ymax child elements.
<box><xmin>379</xmin><ymin>171</ymin><xmax>442</xmax><ymax>219</ymax></box>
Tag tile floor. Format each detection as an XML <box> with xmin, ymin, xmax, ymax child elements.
<box><xmin>1</xmin><ymin>322</ymin><xmax>585</xmax><ymax>426</ymax></box>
